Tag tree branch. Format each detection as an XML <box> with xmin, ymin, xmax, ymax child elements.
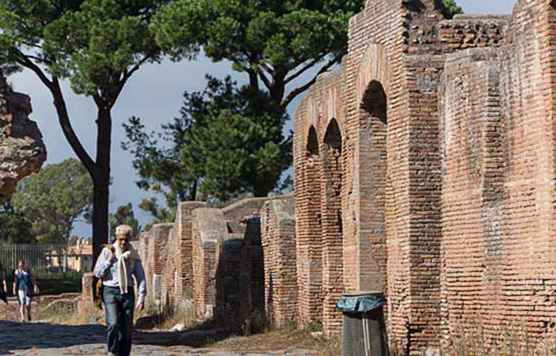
<box><xmin>285</xmin><ymin>54</ymin><xmax>327</xmax><ymax>84</ymax></box>
<box><xmin>50</xmin><ymin>77</ymin><xmax>96</xmax><ymax>177</ymax></box>
<box><xmin>14</xmin><ymin>50</ymin><xmax>53</xmax><ymax>90</ymax></box>
<box><xmin>108</xmin><ymin>54</ymin><xmax>153</xmax><ymax>108</ymax></box>
<box><xmin>258</xmin><ymin>69</ymin><xmax>272</xmax><ymax>92</ymax></box>
<box><xmin>260</xmin><ymin>62</ymin><xmax>275</xmax><ymax>76</ymax></box>
<box><xmin>282</xmin><ymin>58</ymin><xmax>337</xmax><ymax>108</ymax></box>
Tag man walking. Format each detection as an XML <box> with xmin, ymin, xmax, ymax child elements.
<box><xmin>94</xmin><ymin>225</ymin><xmax>146</xmax><ymax>356</ymax></box>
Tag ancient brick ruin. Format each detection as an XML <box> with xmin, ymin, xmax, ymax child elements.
<box><xmin>134</xmin><ymin>0</ymin><xmax>556</xmax><ymax>354</ymax></box>
<box><xmin>295</xmin><ymin>0</ymin><xmax>556</xmax><ymax>353</ymax></box>
<box><xmin>0</xmin><ymin>72</ymin><xmax>46</xmax><ymax>197</ymax></box>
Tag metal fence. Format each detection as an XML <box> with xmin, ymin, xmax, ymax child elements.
<box><xmin>0</xmin><ymin>243</ymin><xmax>89</xmax><ymax>273</ymax></box>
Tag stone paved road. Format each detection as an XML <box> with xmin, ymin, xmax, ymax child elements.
<box><xmin>0</xmin><ymin>302</ymin><xmax>316</xmax><ymax>356</ymax></box>
<box><xmin>0</xmin><ymin>320</ymin><xmax>317</xmax><ymax>356</ymax></box>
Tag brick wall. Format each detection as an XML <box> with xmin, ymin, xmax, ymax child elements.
<box><xmin>175</xmin><ymin>202</ymin><xmax>206</xmax><ymax>306</ymax></box>
<box><xmin>293</xmin><ymin>0</ymin><xmax>514</xmax><ymax>352</ymax></box>
<box><xmin>137</xmin><ymin>197</ymin><xmax>277</xmax><ymax>325</ymax></box>
<box><xmin>238</xmin><ymin>217</ymin><xmax>265</xmax><ymax>326</ymax></box>
<box><xmin>261</xmin><ymin>197</ymin><xmax>296</xmax><ymax>328</ymax></box>
<box><xmin>192</xmin><ymin>208</ymin><xmax>227</xmax><ymax>320</ymax></box>
<box><xmin>294</xmin><ymin>70</ymin><xmax>346</xmax><ymax>335</ymax></box>
<box><xmin>149</xmin><ymin>224</ymin><xmax>172</xmax><ymax>304</ymax></box>
<box><xmin>439</xmin><ymin>0</ymin><xmax>556</xmax><ymax>351</ymax></box>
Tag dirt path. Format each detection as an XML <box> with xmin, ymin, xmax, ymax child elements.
<box><xmin>0</xmin><ymin>300</ymin><xmax>317</xmax><ymax>356</ymax></box>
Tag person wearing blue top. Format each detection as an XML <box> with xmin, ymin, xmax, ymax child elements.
<box><xmin>13</xmin><ymin>259</ymin><xmax>36</xmax><ymax>321</ymax></box>
<box><xmin>93</xmin><ymin>224</ymin><xmax>146</xmax><ymax>356</ymax></box>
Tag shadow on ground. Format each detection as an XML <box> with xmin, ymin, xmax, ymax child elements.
<box><xmin>0</xmin><ymin>319</ymin><xmax>235</xmax><ymax>355</ymax></box>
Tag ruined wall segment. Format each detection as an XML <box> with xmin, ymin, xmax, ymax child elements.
<box><xmin>295</xmin><ymin>0</ymin><xmax>515</xmax><ymax>351</ymax></box>
<box><xmin>192</xmin><ymin>208</ymin><xmax>227</xmax><ymax>320</ymax></box>
<box><xmin>261</xmin><ymin>196</ymin><xmax>296</xmax><ymax>328</ymax></box>
<box><xmin>148</xmin><ymin>224</ymin><xmax>173</xmax><ymax>305</ymax></box>
<box><xmin>294</xmin><ymin>70</ymin><xmax>345</xmax><ymax>335</ymax></box>
<box><xmin>439</xmin><ymin>0</ymin><xmax>556</xmax><ymax>350</ymax></box>
<box><xmin>440</xmin><ymin>48</ymin><xmax>505</xmax><ymax>348</ymax></box>
<box><xmin>499</xmin><ymin>0</ymin><xmax>556</xmax><ymax>341</ymax></box>
<box><xmin>174</xmin><ymin>202</ymin><xmax>206</xmax><ymax>307</ymax></box>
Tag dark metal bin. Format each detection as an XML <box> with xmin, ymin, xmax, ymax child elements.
<box><xmin>336</xmin><ymin>291</ymin><xmax>388</xmax><ymax>356</ymax></box>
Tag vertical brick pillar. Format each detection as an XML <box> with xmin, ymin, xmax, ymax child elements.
<box><xmin>295</xmin><ymin>127</ymin><xmax>324</xmax><ymax>327</ymax></box>
<box><xmin>261</xmin><ymin>198</ymin><xmax>297</xmax><ymax>327</ymax></box>
<box><xmin>175</xmin><ymin>202</ymin><xmax>207</xmax><ymax>302</ymax></box>
<box><xmin>151</xmin><ymin>224</ymin><xmax>172</xmax><ymax>305</ymax></box>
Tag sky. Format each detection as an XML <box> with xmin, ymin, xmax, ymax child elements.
<box><xmin>8</xmin><ymin>0</ymin><xmax>517</xmax><ymax>238</ymax></box>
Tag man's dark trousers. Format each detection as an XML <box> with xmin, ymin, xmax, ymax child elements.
<box><xmin>103</xmin><ymin>286</ymin><xmax>135</xmax><ymax>356</ymax></box>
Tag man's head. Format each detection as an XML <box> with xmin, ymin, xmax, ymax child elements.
<box><xmin>115</xmin><ymin>225</ymin><xmax>133</xmax><ymax>251</ymax></box>
<box><xmin>17</xmin><ymin>259</ymin><xmax>26</xmax><ymax>270</ymax></box>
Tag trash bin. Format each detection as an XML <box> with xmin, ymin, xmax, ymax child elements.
<box><xmin>336</xmin><ymin>291</ymin><xmax>388</xmax><ymax>356</ymax></box>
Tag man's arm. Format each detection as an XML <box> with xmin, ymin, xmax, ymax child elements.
<box><xmin>132</xmin><ymin>258</ymin><xmax>147</xmax><ymax>306</ymax></box>
<box><xmin>93</xmin><ymin>248</ymin><xmax>115</xmax><ymax>279</ymax></box>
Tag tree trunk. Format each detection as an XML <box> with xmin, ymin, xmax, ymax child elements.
<box><xmin>92</xmin><ymin>107</ymin><xmax>112</xmax><ymax>265</ymax></box>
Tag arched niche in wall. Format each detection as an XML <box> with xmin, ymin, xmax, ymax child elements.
<box><xmin>321</xmin><ymin>118</ymin><xmax>345</xmax><ymax>331</ymax></box>
<box><xmin>297</xmin><ymin>125</ymin><xmax>323</xmax><ymax>325</ymax></box>
<box><xmin>358</xmin><ymin>79</ymin><xmax>388</xmax><ymax>292</ymax></box>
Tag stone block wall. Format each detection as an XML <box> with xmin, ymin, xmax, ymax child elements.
<box><xmin>261</xmin><ymin>197</ymin><xmax>296</xmax><ymax>328</ymax></box>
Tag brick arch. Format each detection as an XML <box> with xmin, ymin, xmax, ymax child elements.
<box><xmin>357</xmin><ymin>80</ymin><xmax>388</xmax><ymax>293</ymax></box>
<box><xmin>296</xmin><ymin>125</ymin><xmax>324</xmax><ymax>326</ymax></box>
<box><xmin>321</xmin><ymin>118</ymin><xmax>344</xmax><ymax>335</ymax></box>
<box><xmin>357</xmin><ymin>44</ymin><xmax>389</xmax><ymax>106</ymax></box>
<box><xmin>306</xmin><ymin>125</ymin><xmax>320</xmax><ymax>157</ymax></box>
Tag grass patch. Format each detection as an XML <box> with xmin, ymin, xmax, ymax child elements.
<box><xmin>210</xmin><ymin>328</ymin><xmax>340</xmax><ymax>355</ymax></box>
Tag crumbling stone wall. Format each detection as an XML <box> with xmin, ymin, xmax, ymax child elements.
<box><xmin>0</xmin><ymin>72</ymin><xmax>46</xmax><ymax>198</ymax></box>
<box><xmin>138</xmin><ymin>197</ymin><xmax>277</xmax><ymax>325</ymax></box>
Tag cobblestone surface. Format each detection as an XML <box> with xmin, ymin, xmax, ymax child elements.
<box><xmin>1</xmin><ymin>301</ymin><xmax>316</xmax><ymax>356</ymax></box>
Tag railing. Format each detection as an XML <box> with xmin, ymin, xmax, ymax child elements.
<box><xmin>0</xmin><ymin>243</ymin><xmax>91</xmax><ymax>273</ymax></box>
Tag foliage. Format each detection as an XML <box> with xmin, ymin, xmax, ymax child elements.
<box><xmin>0</xmin><ymin>201</ymin><xmax>35</xmax><ymax>244</ymax></box>
<box><xmin>0</xmin><ymin>0</ymin><xmax>170</xmax><ymax>258</ymax></box>
<box><xmin>109</xmin><ymin>203</ymin><xmax>141</xmax><ymax>240</ymax></box>
<box><xmin>138</xmin><ymin>197</ymin><xmax>175</xmax><ymax>229</ymax></box>
<box><xmin>443</xmin><ymin>0</ymin><xmax>463</xmax><ymax>18</ymax></box>
<box><xmin>153</xmin><ymin>0</ymin><xmax>364</xmax><ymax>109</ymax></box>
<box><xmin>11</xmin><ymin>159</ymin><xmax>93</xmax><ymax>245</ymax></box>
<box><xmin>123</xmin><ymin>76</ymin><xmax>291</xmax><ymax>206</ymax></box>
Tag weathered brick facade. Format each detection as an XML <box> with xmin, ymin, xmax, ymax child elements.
<box><xmin>137</xmin><ymin>197</ymin><xmax>283</xmax><ymax>326</ymax></box>
<box><xmin>294</xmin><ymin>0</ymin><xmax>556</xmax><ymax>353</ymax></box>
<box><xmin>134</xmin><ymin>1</ymin><xmax>556</xmax><ymax>353</ymax></box>
<box><xmin>261</xmin><ymin>197</ymin><xmax>296</xmax><ymax>328</ymax></box>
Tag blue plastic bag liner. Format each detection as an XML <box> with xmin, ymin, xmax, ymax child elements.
<box><xmin>336</xmin><ymin>291</ymin><xmax>385</xmax><ymax>313</ymax></box>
